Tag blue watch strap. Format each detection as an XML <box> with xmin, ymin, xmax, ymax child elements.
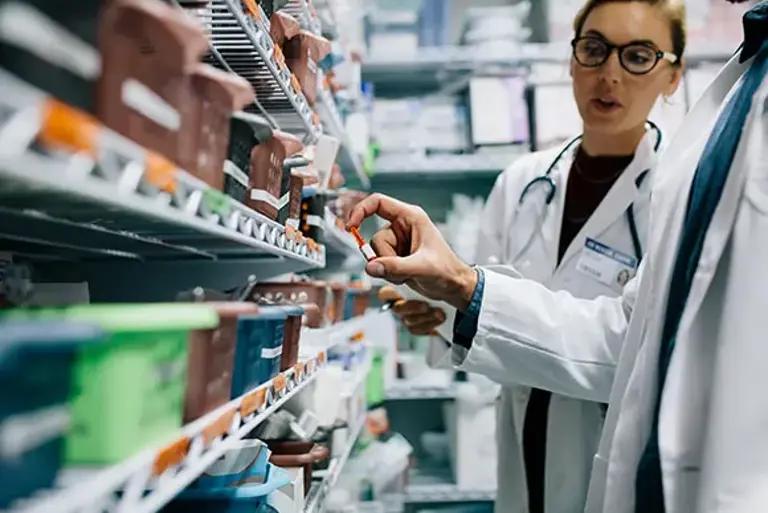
<box><xmin>452</xmin><ymin>267</ymin><xmax>485</xmax><ymax>350</ymax></box>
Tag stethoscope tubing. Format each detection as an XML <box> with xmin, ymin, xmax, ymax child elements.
<box><xmin>516</xmin><ymin>121</ymin><xmax>662</xmax><ymax>262</ymax></box>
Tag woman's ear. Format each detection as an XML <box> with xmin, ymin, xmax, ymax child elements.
<box><xmin>665</xmin><ymin>60</ymin><xmax>685</xmax><ymax>97</ymax></box>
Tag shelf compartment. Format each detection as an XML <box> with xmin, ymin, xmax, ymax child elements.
<box><xmin>9</xmin><ymin>347</ymin><xmax>329</xmax><ymax>513</ymax></box>
<box><xmin>0</xmin><ymin>70</ymin><xmax>325</xmax><ymax>269</ymax></box>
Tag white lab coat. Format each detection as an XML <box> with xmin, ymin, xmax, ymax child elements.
<box><xmin>449</xmin><ymin>52</ymin><xmax>768</xmax><ymax>512</ymax></box>
<box><xmin>438</xmin><ymin>126</ymin><xmax>659</xmax><ymax>513</ymax></box>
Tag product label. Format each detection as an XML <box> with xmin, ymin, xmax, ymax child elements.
<box><xmin>224</xmin><ymin>160</ymin><xmax>249</xmax><ymax>187</ymax></box>
<box><xmin>122</xmin><ymin>78</ymin><xmax>180</xmax><ymax>131</ymax></box>
<box><xmin>261</xmin><ymin>345</ymin><xmax>283</xmax><ymax>359</ymax></box>
<box><xmin>306</xmin><ymin>215</ymin><xmax>323</xmax><ymax>228</ymax></box>
<box><xmin>250</xmin><ymin>189</ymin><xmax>280</xmax><ymax>208</ymax></box>
<box><xmin>278</xmin><ymin>192</ymin><xmax>290</xmax><ymax>210</ymax></box>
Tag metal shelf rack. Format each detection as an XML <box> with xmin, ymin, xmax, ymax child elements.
<box><xmin>303</xmin><ymin>405</ymin><xmax>367</xmax><ymax>513</ymax></box>
<box><xmin>8</xmin><ymin>347</ymin><xmax>328</xmax><ymax>513</ymax></box>
<box><xmin>0</xmin><ymin>71</ymin><xmax>325</xmax><ymax>272</ymax></box>
<box><xmin>193</xmin><ymin>0</ymin><xmax>322</xmax><ymax>143</ymax></box>
<box><xmin>283</xmin><ymin>0</ymin><xmax>323</xmax><ymax>35</ymax></box>
<box><xmin>386</xmin><ymin>383</ymin><xmax>457</xmax><ymax>401</ymax></box>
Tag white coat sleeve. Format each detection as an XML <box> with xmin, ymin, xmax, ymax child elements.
<box><xmin>453</xmin><ymin>262</ymin><xmax>642</xmax><ymax>403</ymax></box>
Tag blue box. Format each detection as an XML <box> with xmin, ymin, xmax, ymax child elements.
<box><xmin>231</xmin><ymin>308</ymin><xmax>287</xmax><ymax>399</ymax></box>
<box><xmin>0</xmin><ymin>322</ymin><xmax>103</xmax><ymax>508</ymax></box>
<box><xmin>164</xmin><ymin>463</ymin><xmax>292</xmax><ymax>513</ymax></box>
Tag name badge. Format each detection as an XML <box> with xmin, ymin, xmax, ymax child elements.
<box><xmin>576</xmin><ymin>238</ymin><xmax>638</xmax><ymax>287</ymax></box>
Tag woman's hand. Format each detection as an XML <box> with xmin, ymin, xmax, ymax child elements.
<box><xmin>378</xmin><ymin>286</ymin><xmax>446</xmax><ymax>335</ymax></box>
<box><xmin>347</xmin><ymin>194</ymin><xmax>477</xmax><ymax>312</ymax></box>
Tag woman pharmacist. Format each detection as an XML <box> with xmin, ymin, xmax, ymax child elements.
<box><xmin>380</xmin><ymin>0</ymin><xmax>688</xmax><ymax>511</ymax></box>
<box><xmin>352</xmin><ymin>0</ymin><xmax>768</xmax><ymax>511</ymax></box>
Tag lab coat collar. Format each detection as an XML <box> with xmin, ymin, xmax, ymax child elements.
<box><xmin>556</xmin><ymin>128</ymin><xmax>658</xmax><ymax>271</ymax></box>
<box><xmin>740</xmin><ymin>2</ymin><xmax>768</xmax><ymax>62</ymax></box>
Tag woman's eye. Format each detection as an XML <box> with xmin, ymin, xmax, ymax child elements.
<box><xmin>584</xmin><ymin>43</ymin><xmax>605</xmax><ymax>56</ymax></box>
<box><xmin>625</xmin><ymin>49</ymin><xmax>654</xmax><ymax>64</ymax></box>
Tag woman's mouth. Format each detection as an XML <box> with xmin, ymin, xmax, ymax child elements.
<box><xmin>590</xmin><ymin>98</ymin><xmax>622</xmax><ymax>113</ymax></box>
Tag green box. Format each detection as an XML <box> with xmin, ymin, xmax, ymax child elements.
<box><xmin>4</xmin><ymin>304</ymin><xmax>218</xmax><ymax>464</ymax></box>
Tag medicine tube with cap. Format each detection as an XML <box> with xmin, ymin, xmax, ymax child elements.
<box><xmin>349</xmin><ymin>226</ymin><xmax>377</xmax><ymax>262</ymax></box>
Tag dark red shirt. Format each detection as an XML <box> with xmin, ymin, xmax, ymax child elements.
<box><xmin>557</xmin><ymin>146</ymin><xmax>635</xmax><ymax>264</ymax></box>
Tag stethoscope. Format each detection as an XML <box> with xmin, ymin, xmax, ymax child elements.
<box><xmin>516</xmin><ymin>120</ymin><xmax>662</xmax><ymax>263</ymax></box>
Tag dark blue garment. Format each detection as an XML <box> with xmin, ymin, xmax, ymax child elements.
<box><xmin>633</xmin><ymin>19</ymin><xmax>768</xmax><ymax>513</ymax></box>
<box><xmin>452</xmin><ymin>267</ymin><xmax>485</xmax><ymax>349</ymax></box>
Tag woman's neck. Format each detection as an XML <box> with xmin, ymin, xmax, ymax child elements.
<box><xmin>581</xmin><ymin>123</ymin><xmax>646</xmax><ymax>157</ymax></box>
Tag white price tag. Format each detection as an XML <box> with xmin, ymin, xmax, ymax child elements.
<box><xmin>576</xmin><ymin>237</ymin><xmax>637</xmax><ymax>287</ymax></box>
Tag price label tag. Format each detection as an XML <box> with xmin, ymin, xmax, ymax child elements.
<box><xmin>273</xmin><ymin>374</ymin><xmax>287</xmax><ymax>393</ymax></box>
<box><xmin>153</xmin><ymin>436</ymin><xmax>191</xmax><ymax>475</ymax></box>
<box><xmin>240</xmin><ymin>389</ymin><xmax>266</xmax><ymax>417</ymax></box>
<box><xmin>202</xmin><ymin>409</ymin><xmax>235</xmax><ymax>445</ymax></box>
<box><xmin>39</xmin><ymin>99</ymin><xmax>98</xmax><ymax>155</ymax></box>
<box><xmin>145</xmin><ymin>151</ymin><xmax>177</xmax><ymax>193</ymax></box>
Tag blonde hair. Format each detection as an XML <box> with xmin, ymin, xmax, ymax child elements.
<box><xmin>573</xmin><ymin>0</ymin><xmax>687</xmax><ymax>64</ymax></box>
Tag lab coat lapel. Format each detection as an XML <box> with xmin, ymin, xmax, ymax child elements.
<box><xmin>557</xmin><ymin>132</ymin><xmax>656</xmax><ymax>271</ymax></box>
<box><xmin>648</xmin><ymin>54</ymin><xmax>752</xmax><ymax>339</ymax></box>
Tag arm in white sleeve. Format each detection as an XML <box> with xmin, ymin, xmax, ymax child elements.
<box><xmin>452</xmin><ymin>262</ymin><xmax>641</xmax><ymax>403</ymax></box>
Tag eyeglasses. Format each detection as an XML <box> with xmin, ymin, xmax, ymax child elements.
<box><xmin>571</xmin><ymin>36</ymin><xmax>678</xmax><ymax>75</ymax></box>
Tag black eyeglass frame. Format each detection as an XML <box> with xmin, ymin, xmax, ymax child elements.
<box><xmin>570</xmin><ymin>36</ymin><xmax>679</xmax><ymax>75</ymax></box>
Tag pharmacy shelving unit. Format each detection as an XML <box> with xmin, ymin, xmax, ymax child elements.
<box><xmin>386</xmin><ymin>382</ymin><xmax>457</xmax><ymax>401</ymax></box>
<box><xmin>400</xmin><ymin>466</ymin><xmax>494</xmax><ymax>513</ymax></box>
<box><xmin>6</xmin><ymin>315</ymin><xmax>377</xmax><ymax>513</ymax></box>
<box><xmin>370</xmin><ymin>152</ymin><xmax>523</xmax><ymax>223</ymax></box>
<box><xmin>0</xmin><ymin>2</ymin><xmax>370</xmax><ymax>511</ymax></box>
<box><xmin>372</xmin><ymin>152</ymin><xmax>522</xmax><ymax>180</ymax></box>
<box><xmin>404</xmin><ymin>484</ymin><xmax>496</xmax><ymax>509</ymax></box>
<box><xmin>303</xmin><ymin>398</ymin><xmax>367</xmax><ymax>513</ymax></box>
<box><xmin>0</xmin><ymin>70</ymin><xmax>327</xmax><ymax>300</ymax></box>
<box><xmin>363</xmin><ymin>41</ymin><xmax>739</xmax><ymax>97</ymax></box>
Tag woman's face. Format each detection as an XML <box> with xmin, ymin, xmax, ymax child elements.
<box><xmin>571</xmin><ymin>2</ymin><xmax>683</xmax><ymax>136</ymax></box>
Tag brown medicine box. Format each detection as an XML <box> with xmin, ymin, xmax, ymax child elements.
<box><xmin>184</xmin><ymin>302</ymin><xmax>260</xmax><ymax>423</ymax></box>
<box><xmin>248</xmin><ymin>131</ymin><xmax>303</xmax><ymax>220</ymax></box>
<box><xmin>180</xmin><ymin>65</ymin><xmax>255</xmax><ymax>190</ymax></box>
<box><xmin>97</xmin><ymin>0</ymin><xmax>208</xmax><ymax>170</ymax></box>
<box><xmin>283</xmin><ymin>31</ymin><xmax>332</xmax><ymax>105</ymax></box>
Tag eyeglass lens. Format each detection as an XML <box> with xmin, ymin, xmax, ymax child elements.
<box><xmin>573</xmin><ymin>38</ymin><xmax>659</xmax><ymax>74</ymax></box>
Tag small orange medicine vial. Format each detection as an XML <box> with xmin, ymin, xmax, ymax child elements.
<box><xmin>349</xmin><ymin>226</ymin><xmax>377</xmax><ymax>261</ymax></box>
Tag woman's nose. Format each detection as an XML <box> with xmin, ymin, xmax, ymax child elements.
<box><xmin>598</xmin><ymin>50</ymin><xmax>623</xmax><ymax>83</ymax></box>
